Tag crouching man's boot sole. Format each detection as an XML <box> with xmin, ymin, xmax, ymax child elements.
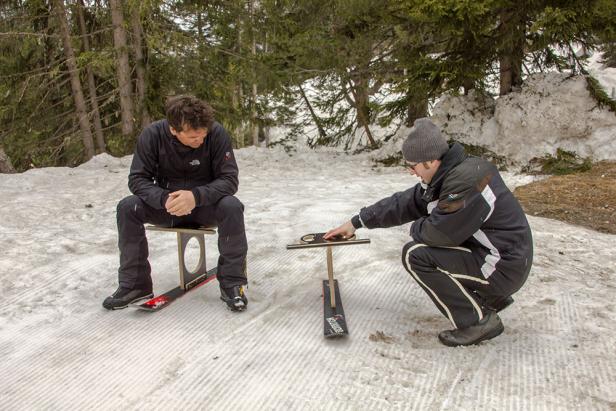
<box><xmin>221</xmin><ymin>298</ymin><xmax>247</xmax><ymax>311</ymax></box>
<box><xmin>438</xmin><ymin>311</ymin><xmax>504</xmax><ymax>347</ymax></box>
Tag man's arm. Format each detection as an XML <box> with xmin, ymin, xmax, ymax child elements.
<box><xmin>324</xmin><ymin>185</ymin><xmax>426</xmax><ymax>240</ymax></box>
<box><xmin>355</xmin><ymin>185</ymin><xmax>427</xmax><ymax>229</ymax></box>
<box><xmin>128</xmin><ymin>129</ymin><xmax>170</xmax><ymax>209</ymax></box>
<box><xmin>191</xmin><ymin>125</ymin><xmax>239</xmax><ymax>207</ymax></box>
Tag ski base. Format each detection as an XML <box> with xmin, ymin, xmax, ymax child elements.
<box><xmin>133</xmin><ymin>267</ymin><xmax>218</xmax><ymax>312</ymax></box>
<box><xmin>322</xmin><ymin>279</ymin><xmax>348</xmax><ymax>338</ymax></box>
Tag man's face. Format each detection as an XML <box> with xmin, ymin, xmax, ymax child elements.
<box><xmin>406</xmin><ymin>160</ymin><xmax>441</xmax><ymax>184</ymax></box>
<box><xmin>170</xmin><ymin>125</ymin><xmax>208</xmax><ymax>148</ymax></box>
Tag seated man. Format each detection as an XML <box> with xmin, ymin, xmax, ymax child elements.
<box><xmin>103</xmin><ymin>95</ymin><xmax>248</xmax><ymax>311</ymax></box>
<box><xmin>325</xmin><ymin>118</ymin><xmax>533</xmax><ymax>347</ymax></box>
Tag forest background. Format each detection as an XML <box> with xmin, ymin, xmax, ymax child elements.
<box><xmin>1</xmin><ymin>0</ymin><xmax>615</xmax><ymax>173</ymax></box>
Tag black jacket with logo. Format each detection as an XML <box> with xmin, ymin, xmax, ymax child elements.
<box><xmin>354</xmin><ymin>143</ymin><xmax>533</xmax><ymax>283</ymax></box>
<box><xmin>128</xmin><ymin>119</ymin><xmax>239</xmax><ymax>209</ymax></box>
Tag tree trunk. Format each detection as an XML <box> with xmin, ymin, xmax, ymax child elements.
<box><xmin>77</xmin><ymin>0</ymin><xmax>106</xmax><ymax>153</ymax></box>
<box><xmin>0</xmin><ymin>146</ymin><xmax>16</xmax><ymax>173</ymax></box>
<box><xmin>298</xmin><ymin>84</ymin><xmax>327</xmax><ymax>140</ymax></box>
<box><xmin>233</xmin><ymin>14</ymin><xmax>246</xmax><ymax>147</ymax></box>
<box><xmin>109</xmin><ymin>0</ymin><xmax>135</xmax><ymax>137</ymax></box>
<box><xmin>53</xmin><ymin>0</ymin><xmax>95</xmax><ymax>160</ymax></box>
<box><xmin>250</xmin><ymin>0</ymin><xmax>259</xmax><ymax>147</ymax></box>
<box><xmin>463</xmin><ymin>78</ymin><xmax>475</xmax><ymax>96</ymax></box>
<box><xmin>499</xmin><ymin>54</ymin><xmax>513</xmax><ymax>95</ymax></box>
<box><xmin>263</xmin><ymin>31</ymin><xmax>270</xmax><ymax>147</ymax></box>
<box><xmin>499</xmin><ymin>9</ymin><xmax>525</xmax><ymax>96</ymax></box>
<box><xmin>406</xmin><ymin>96</ymin><xmax>428</xmax><ymax>127</ymax></box>
<box><xmin>347</xmin><ymin>76</ymin><xmax>377</xmax><ymax>148</ymax></box>
<box><xmin>251</xmin><ymin>82</ymin><xmax>258</xmax><ymax>147</ymax></box>
<box><xmin>130</xmin><ymin>2</ymin><xmax>150</xmax><ymax>129</ymax></box>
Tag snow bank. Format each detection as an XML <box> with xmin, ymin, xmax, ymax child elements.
<box><xmin>430</xmin><ymin>73</ymin><xmax>616</xmax><ymax>164</ymax></box>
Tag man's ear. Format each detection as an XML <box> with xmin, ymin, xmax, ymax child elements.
<box><xmin>169</xmin><ymin>126</ymin><xmax>177</xmax><ymax>136</ymax></box>
<box><xmin>426</xmin><ymin>159</ymin><xmax>441</xmax><ymax>170</ymax></box>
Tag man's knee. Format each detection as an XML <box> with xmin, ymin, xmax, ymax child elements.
<box><xmin>401</xmin><ymin>241</ymin><xmax>428</xmax><ymax>270</ymax></box>
<box><xmin>117</xmin><ymin>195</ymin><xmax>143</xmax><ymax>216</ymax></box>
<box><xmin>216</xmin><ymin>196</ymin><xmax>244</xmax><ymax>216</ymax></box>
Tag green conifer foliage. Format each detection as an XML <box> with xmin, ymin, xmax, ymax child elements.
<box><xmin>1</xmin><ymin>0</ymin><xmax>615</xmax><ymax>169</ymax></box>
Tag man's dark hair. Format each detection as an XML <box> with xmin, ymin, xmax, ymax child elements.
<box><xmin>165</xmin><ymin>95</ymin><xmax>214</xmax><ymax>131</ymax></box>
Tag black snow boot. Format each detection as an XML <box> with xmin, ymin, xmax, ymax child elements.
<box><xmin>220</xmin><ymin>284</ymin><xmax>248</xmax><ymax>312</ymax></box>
<box><xmin>102</xmin><ymin>286</ymin><xmax>153</xmax><ymax>310</ymax></box>
<box><xmin>438</xmin><ymin>310</ymin><xmax>504</xmax><ymax>347</ymax></box>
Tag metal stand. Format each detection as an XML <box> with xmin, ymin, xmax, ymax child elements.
<box><xmin>146</xmin><ymin>225</ymin><xmax>216</xmax><ymax>290</ymax></box>
<box><xmin>287</xmin><ymin>233</ymin><xmax>371</xmax><ymax>337</ymax></box>
<box><xmin>326</xmin><ymin>246</ymin><xmax>335</xmax><ymax>308</ymax></box>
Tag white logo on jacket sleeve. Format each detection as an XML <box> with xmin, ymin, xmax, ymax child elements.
<box><xmin>427</xmin><ymin>200</ymin><xmax>438</xmax><ymax>214</ymax></box>
<box><xmin>189</xmin><ymin>159</ymin><xmax>200</xmax><ymax>166</ymax></box>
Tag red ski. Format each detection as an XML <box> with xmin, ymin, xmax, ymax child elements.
<box><xmin>133</xmin><ymin>267</ymin><xmax>217</xmax><ymax>312</ymax></box>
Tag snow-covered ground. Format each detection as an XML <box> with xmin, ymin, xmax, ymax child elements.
<box><xmin>1</xmin><ymin>146</ymin><xmax>615</xmax><ymax>409</ymax></box>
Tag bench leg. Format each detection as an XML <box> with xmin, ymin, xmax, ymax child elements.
<box><xmin>177</xmin><ymin>233</ymin><xmax>208</xmax><ymax>290</ymax></box>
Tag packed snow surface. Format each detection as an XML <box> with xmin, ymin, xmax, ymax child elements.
<box><xmin>0</xmin><ymin>147</ymin><xmax>615</xmax><ymax>409</ymax></box>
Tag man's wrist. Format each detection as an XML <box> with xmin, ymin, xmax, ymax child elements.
<box><xmin>161</xmin><ymin>191</ymin><xmax>170</xmax><ymax>209</ymax></box>
<box><xmin>191</xmin><ymin>188</ymin><xmax>201</xmax><ymax>207</ymax></box>
<box><xmin>351</xmin><ymin>215</ymin><xmax>363</xmax><ymax>229</ymax></box>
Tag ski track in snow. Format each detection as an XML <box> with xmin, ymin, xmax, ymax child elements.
<box><xmin>0</xmin><ymin>148</ymin><xmax>615</xmax><ymax>410</ymax></box>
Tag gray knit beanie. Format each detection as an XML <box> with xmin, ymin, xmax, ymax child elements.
<box><xmin>401</xmin><ymin>118</ymin><xmax>449</xmax><ymax>163</ymax></box>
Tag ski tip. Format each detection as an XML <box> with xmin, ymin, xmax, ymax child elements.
<box><xmin>324</xmin><ymin>314</ymin><xmax>348</xmax><ymax>337</ymax></box>
<box><xmin>134</xmin><ymin>295</ymin><xmax>170</xmax><ymax>311</ymax></box>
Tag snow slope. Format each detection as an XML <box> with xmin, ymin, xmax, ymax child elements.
<box><xmin>0</xmin><ymin>148</ymin><xmax>615</xmax><ymax>410</ymax></box>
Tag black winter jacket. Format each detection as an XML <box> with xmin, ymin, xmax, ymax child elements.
<box><xmin>354</xmin><ymin>143</ymin><xmax>533</xmax><ymax>281</ymax></box>
<box><xmin>128</xmin><ymin>120</ymin><xmax>239</xmax><ymax>209</ymax></box>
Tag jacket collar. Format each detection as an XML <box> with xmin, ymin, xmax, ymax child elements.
<box><xmin>163</xmin><ymin>119</ymin><xmax>200</xmax><ymax>154</ymax></box>
<box><xmin>422</xmin><ymin>142</ymin><xmax>466</xmax><ymax>201</ymax></box>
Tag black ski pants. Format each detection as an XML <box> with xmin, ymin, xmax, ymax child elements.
<box><xmin>402</xmin><ymin>241</ymin><xmax>529</xmax><ymax>329</ymax></box>
<box><xmin>116</xmin><ymin>195</ymin><xmax>248</xmax><ymax>290</ymax></box>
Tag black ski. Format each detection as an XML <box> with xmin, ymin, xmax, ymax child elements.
<box><xmin>322</xmin><ymin>279</ymin><xmax>348</xmax><ymax>337</ymax></box>
<box><xmin>133</xmin><ymin>267</ymin><xmax>217</xmax><ymax>312</ymax></box>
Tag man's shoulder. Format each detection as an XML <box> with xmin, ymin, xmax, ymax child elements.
<box><xmin>444</xmin><ymin>156</ymin><xmax>496</xmax><ymax>190</ymax></box>
<box><xmin>207</xmin><ymin>122</ymin><xmax>233</xmax><ymax>147</ymax></box>
<box><xmin>144</xmin><ymin>119</ymin><xmax>169</xmax><ymax>136</ymax></box>
<box><xmin>136</xmin><ymin>120</ymin><xmax>171</xmax><ymax>148</ymax></box>
<box><xmin>208</xmin><ymin>121</ymin><xmax>227</xmax><ymax>137</ymax></box>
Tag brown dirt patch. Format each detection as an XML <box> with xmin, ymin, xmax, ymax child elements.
<box><xmin>368</xmin><ymin>331</ymin><xmax>396</xmax><ymax>344</ymax></box>
<box><xmin>514</xmin><ymin>161</ymin><xmax>616</xmax><ymax>234</ymax></box>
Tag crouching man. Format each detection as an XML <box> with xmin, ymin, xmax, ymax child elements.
<box><xmin>103</xmin><ymin>95</ymin><xmax>248</xmax><ymax>312</ymax></box>
<box><xmin>325</xmin><ymin>118</ymin><xmax>532</xmax><ymax>346</ymax></box>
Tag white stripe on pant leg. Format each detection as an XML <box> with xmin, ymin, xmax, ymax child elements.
<box><xmin>450</xmin><ymin>274</ymin><xmax>489</xmax><ymax>284</ymax></box>
<box><xmin>404</xmin><ymin>243</ymin><xmax>457</xmax><ymax>329</ymax></box>
<box><xmin>436</xmin><ymin>245</ymin><xmax>472</xmax><ymax>253</ymax></box>
<box><xmin>437</xmin><ymin>268</ymin><xmax>484</xmax><ymax>321</ymax></box>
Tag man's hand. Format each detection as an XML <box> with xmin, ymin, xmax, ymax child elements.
<box><xmin>165</xmin><ymin>190</ymin><xmax>196</xmax><ymax>216</ymax></box>
<box><xmin>324</xmin><ymin>220</ymin><xmax>356</xmax><ymax>240</ymax></box>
